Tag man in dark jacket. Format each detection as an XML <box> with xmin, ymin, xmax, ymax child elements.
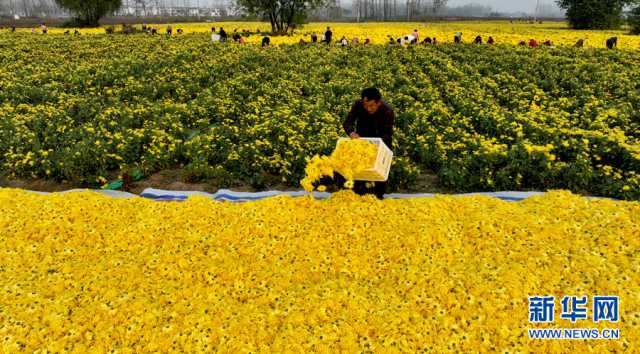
<box><xmin>324</xmin><ymin>27</ymin><xmax>333</xmax><ymax>44</ymax></box>
<box><xmin>219</xmin><ymin>27</ymin><xmax>227</xmax><ymax>42</ymax></box>
<box><xmin>343</xmin><ymin>88</ymin><xmax>395</xmax><ymax>200</ymax></box>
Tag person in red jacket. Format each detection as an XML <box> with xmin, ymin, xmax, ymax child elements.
<box><xmin>342</xmin><ymin>88</ymin><xmax>395</xmax><ymax>200</ymax></box>
<box><xmin>529</xmin><ymin>39</ymin><xmax>539</xmax><ymax>48</ymax></box>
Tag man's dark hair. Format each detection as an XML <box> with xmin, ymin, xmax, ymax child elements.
<box><xmin>361</xmin><ymin>88</ymin><xmax>382</xmax><ymax>101</ymax></box>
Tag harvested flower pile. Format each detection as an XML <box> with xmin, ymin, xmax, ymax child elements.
<box><xmin>0</xmin><ymin>189</ymin><xmax>638</xmax><ymax>352</ymax></box>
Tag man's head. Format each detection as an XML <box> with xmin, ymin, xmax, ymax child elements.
<box><xmin>361</xmin><ymin>88</ymin><xmax>382</xmax><ymax>114</ymax></box>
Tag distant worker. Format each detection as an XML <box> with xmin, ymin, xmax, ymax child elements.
<box><xmin>422</xmin><ymin>37</ymin><xmax>432</xmax><ymax>44</ymax></box>
<box><xmin>528</xmin><ymin>39</ymin><xmax>538</xmax><ymax>48</ymax></box>
<box><xmin>474</xmin><ymin>35</ymin><xmax>482</xmax><ymax>44</ymax></box>
<box><xmin>405</xmin><ymin>34</ymin><xmax>416</xmax><ymax>44</ymax></box>
<box><xmin>324</xmin><ymin>26</ymin><xmax>333</xmax><ymax>44</ymax></box>
<box><xmin>352</xmin><ymin>36</ymin><xmax>359</xmax><ymax>45</ymax></box>
<box><xmin>219</xmin><ymin>27</ymin><xmax>227</xmax><ymax>42</ymax></box>
<box><xmin>575</xmin><ymin>38</ymin><xmax>584</xmax><ymax>48</ymax></box>
<box><xmin>454</xmin><ymin>32</ymin><xmax>462</xmax><ymax>43</ymax></box>
<box><xmin>432</xmin><ymin>37</ymin><xmax>437</xmax><ymax>44</ymax></box>
<box><xmin>177</xmin><ymin>28</ymin><xmax>184</xmax><ymax>35</ymax></box>
<box><xmin>311</xmin><ymin>33</ymin><xmax>318</xmax><ymax>43</ymax></box>
<box><xmin>261</xmin><ymin>36</ymin><xmax>270</xmax><ymax>47</ymax></box>
<box><xmin>40</xmin><ymin>23</ymin><xmax>47</xmax><ymax>34</ymax></box>
<box><xmin>606</xmin><ymin>37</ymin><xmax>617</xmax><ymax>49</ymax></box>
<box><xmin>543</xmin><ymin>39</ymin><xmax>552</xmax><ymax>46</ymax></box>
<box><xmin>340</xmin><ymin>36</ymin><xmax>348</xmax><ymax>46</ymax></box>
<box><xmin>299</xmin><ymin>38</ymin><xmax>307</xmax><ymax>46</ymax></box>
<box><xmin>74</xmin><ymin>29</ymin><xmax>80</xmax><ymax>35</ymax></box>
<box><xmin>166</xmin><ymin>25</ymin><xmax>172</xmax><ymax>35</ymax></box>
<box><xmin>364</xmin><ymin>37</ymin><xmax>370</xmax><ymax>44</ymax></box>
<box><xmin>342</xmin><ymin>88</ymin><xmax>395</xmax><ymax>200</ymax></box>
<box><xmin>211</xmin><ymin>27</ymin><xmax>220</xmax><ymax>42</ymax></box>
<box><xmin>412</xmin><ymin>29</ymin><xmax>419</xmax><ymax>41</ymax></box>
<box><xmin>518</xmin><ymin>40</ymin><xmax>526</xmax><ymax>46</ymax></box>
<box><xmin>487</xmin><ymin>36</ymin><xmax>495</xmax><ymax>45</ymax></box>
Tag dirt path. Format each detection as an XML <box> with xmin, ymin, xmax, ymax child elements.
<box><xmin>0</xmin><ymin>168</ymin><xmax>445</xmax><ymax>195</ymax></box>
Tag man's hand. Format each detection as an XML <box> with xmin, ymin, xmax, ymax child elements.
<box><xmin>349</xmin><ymin>132</ymin><xmax>360</xmax><ymax>139</ymax></box>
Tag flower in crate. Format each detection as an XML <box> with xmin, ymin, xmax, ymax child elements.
<box><xmin>300</xmin><ymin>139</ymin><xmax>378</xmax><ymax>192</ymax></box>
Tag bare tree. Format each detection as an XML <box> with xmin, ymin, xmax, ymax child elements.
<box><xmin>354</xmin><ymin>0</ymin><xmax>403</xmax><ymax>21</ymax></box>
<box><xmin>430</xmin><ymin>0</ymin><xmax>445</xmax><ymax>14</ymax></box>
<box><xmin>134</xmin><ymin>0</ymin><xmax>147</xmax><ymax>16</ymax></box>
<box><xmin>404</xmin><ymin>0</ymin><xmax>446</xmax><ymax>20</ymax></box>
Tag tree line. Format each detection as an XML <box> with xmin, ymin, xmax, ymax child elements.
<box><xmin>557</xmin><ymin>0</ymin><xmax>640</xmax><ymax>30</ymax></box>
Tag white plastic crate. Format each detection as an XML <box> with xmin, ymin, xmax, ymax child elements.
<box><xmin>335</xmin><ymin>137</ymin><xmax>394</xmax><ymax>182</ymax></box>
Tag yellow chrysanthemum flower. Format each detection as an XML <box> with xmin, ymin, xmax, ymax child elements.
<box><xmin>300</xmin><ymin>139</ymin><xmax>378</xmax><ymax>192</ymax></box>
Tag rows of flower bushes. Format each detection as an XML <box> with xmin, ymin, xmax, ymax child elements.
<box><xmin>5</xmin><ymin>21</ymin><xmax>640</xmax><ymax>48</ymax></box>
<box><xmin>0</xmin><ymin>34</ymin><xmax>638</xmax><ymax>198</ymax></box>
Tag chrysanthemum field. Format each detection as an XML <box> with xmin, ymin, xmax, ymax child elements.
<box><xmin>1</xmin><ymin>20</ymin><xmax>639</xmax><ymax>352</ymax></box>
<box><xmin>1</xmin><ymin>30</ymin><xmax>638</xmax><ymax>199</ymax></box>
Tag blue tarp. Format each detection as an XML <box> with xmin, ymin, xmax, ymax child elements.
<box><xmin>20</xmin><ymin>188</ymin><xmax>546</xmax><ymax>202</ymax></box>
<box><xmin>139</xmin><ymin>188</ymin><xmax>545</xmax><ymax>202</ymax></box>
